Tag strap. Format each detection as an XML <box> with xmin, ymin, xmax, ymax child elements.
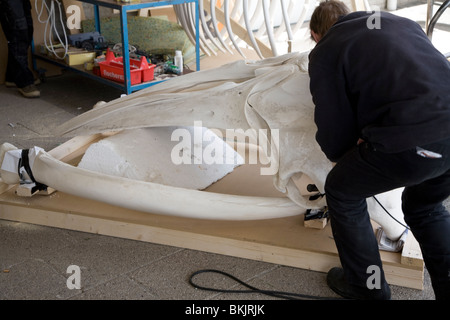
<box><xmin>17</xmin><ymin>149</ymin><xmax>48</xmax><ymax>193</ymax></box>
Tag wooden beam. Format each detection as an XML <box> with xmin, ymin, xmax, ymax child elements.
<box><xmin>401</xmin><ymin>231</ymin><xmax>424</xmax><ymax>268</ymax></box>
<box><xmin>0</xmin><ymin>187</ymin><xmax>425</xmax><ymax>289</ymax></box>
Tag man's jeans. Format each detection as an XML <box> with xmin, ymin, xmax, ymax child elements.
<box><xmin>0</xmin><ymin>0</ymin><xmax>35</xmax><ymax>88</ymax></box>
<box><xmin>325</xmin><ymin>137</ymin><xmax>450</xmax><ymax>300</ymax></box>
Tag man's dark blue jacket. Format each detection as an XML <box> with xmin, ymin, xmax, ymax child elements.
<box><xmin>309</xmin><ymin>11</ymin><xmax>450</xmax><ymax>162</ymax></box>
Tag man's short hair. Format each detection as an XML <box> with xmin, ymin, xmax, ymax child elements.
<box><xmin>310</xmin><ymin>0</ymin><xmax>351</xmax><ymax>38</ymax></box>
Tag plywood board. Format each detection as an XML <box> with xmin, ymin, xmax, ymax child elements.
<box><xmin>0</xmin><ymin>134</ymin><xmax>424</xmax><ymax>290</ymax></box>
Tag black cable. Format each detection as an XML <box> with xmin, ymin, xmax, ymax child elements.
<box><xmin>372</xmin><ymin>195</ymin><xmax>410</xmax><ymax>230</ymax></box>
<box><xmin>189</xmin><ymin>194</ymin><xmax>407</xmax><ymax>300</ymax></box>
<box><xmin>306</xmin><ymin>184</ymin><xmax>409</xmax><ymax>230</ymax></box>
<box><xmin>188</xmin><ymin>269</ymin><xmax>344</xmax><ymax>300</ymax></box>
<box><xmin>18</xmin><ymin>149</ymin><xmax>48</xmax><ymax>194</ymax></box>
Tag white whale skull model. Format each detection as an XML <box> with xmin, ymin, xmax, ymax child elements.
<box><xmin>0</xmin><ymin>51</ymin><xmax>406</xmax><ymax>240</ymax></box>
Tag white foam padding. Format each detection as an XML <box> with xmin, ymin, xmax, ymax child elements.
<box><xmin>77</xmin><ymin>127</ymin><xmax>244</xmax><ymax>190</ymax></box>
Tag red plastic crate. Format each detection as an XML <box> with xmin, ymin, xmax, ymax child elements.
<box><xmin>99</xmin><ymin>49</ymin><xmax>155</xmax><ymax>85</ymax></box>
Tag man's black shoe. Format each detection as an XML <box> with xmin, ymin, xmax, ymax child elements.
<box><xmin>327</xmin><ymin>267</ymin><xmax>391</xmax><ymax>300</ymax></box>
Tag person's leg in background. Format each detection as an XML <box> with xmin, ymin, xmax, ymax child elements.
<box><xmin>0</xmin><ymin>0</ymin><xmax>39</xmax><ymax>97</ymax></box>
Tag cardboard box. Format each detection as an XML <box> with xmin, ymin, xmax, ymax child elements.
<box><xmin>65</xmin><ymin>50</ymin><xmax>96</xmax><ymax>66</ymax></box>
<box><xmin>40</xmin><ymin>44</ymin><xmax>96</xmax><ymax>66</ymax></box>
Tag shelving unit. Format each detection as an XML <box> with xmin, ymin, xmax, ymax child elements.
<box><xmin>32</xmin><ymin>0</ymin><xmax>200</xmax><ymax>94</ymax></box>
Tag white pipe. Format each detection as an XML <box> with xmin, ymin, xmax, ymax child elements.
<box><xmin>174</xmin><ymin>0</ymin><xmax>320</xmax><ymax>58</ymax></box>
<box><xmin>254</xmin><ymin>0</ymin><xmax>268</xmax><ymax>39</ymax></box>
<box><xmin>243</xmin><ymin>0</ymin><xmax>264</xmax><ymax>59</ymax></box>
<box><xmin>209</xmin><ymin>0</ymin><xmax>234</xmax><ymax>54</ymax></box>
<box><xmin>217</xmin><ymin>1</ymin><xmax>231</xmax><ymax>45</ymax></box>
<box><xmin>175</xmin><ymin>4</ymin><xmax>211</xmax><ymax>56</ymax></box>
<box><xmin>199</xmin><ymin>0</ymin><xmax>226</xmax><ymax>53</ymax></box>
<box><xmin>274</xmin><ymin>0</ymin><xmax>287</xmax><ymax>39</ymax></box>
<box><xmin>262</xmin><ymin>0</ymin><xmax>278</xmax><ymax>56</ymax></box>
<box><xmin>231</xmin><ymin>0</ymin><xmax>245</xmax><ymax>48</ymax></box>
<box><xmin>234</xmin><ymin>0</ymin><xmax>245</xmax><ymax>27</ymax></box>
<box><xmin>224</xmin><ymin>0</ymin><xmax>246</xmax><ymax>57</ymax></box>
<box><xmin>187</xmin><ymin>2</ymin><xmax>216</xmax><ymax>56</ymax></box>
<box><xmin>279</xmin><ymin>0</ymin><xmax>293</xmax><ymax>40</ymax></box>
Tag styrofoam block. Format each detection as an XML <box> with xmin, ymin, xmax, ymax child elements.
<box><xmin>77</xmin><ymin>127</ymin><xmax>244</xmax><ymax>190</ymax></box>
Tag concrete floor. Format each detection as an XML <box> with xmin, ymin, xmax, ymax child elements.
<box><xmin>0</xmin><ymin>2</ymin><xmax>449</xmax><ymax>301</ymax></box>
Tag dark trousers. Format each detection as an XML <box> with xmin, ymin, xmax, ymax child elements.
<box><xmin>0</xmin><ymin>0</ymin><xmax>35</xmax><ymax>88</ymax></box>
<box><xmin>325</xmin><ymin>137</ymin><xmax>450</xmax><ymax>300</ymax></box>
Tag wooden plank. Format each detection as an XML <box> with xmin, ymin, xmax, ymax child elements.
<box><xmin>304</xmin><ymin>217</ymin><xmax>328</xmax><ymax>229</ymax></box>
<box><xmin>0</xmin><ymin>180</ymin><xmax>14</xmax><ymax>195</ymax></box>
<box><xmin>0</xmin><ymin>187</ymin><xmax>424</xmax><ymax>289</ymax></box>
<box><xmin>0</xmin><ymin>196</ymin><xmax>340</xmax><ymax>272</ymax></box>
<box><xmin>15</xmin><ymin>185</ymin><xmax>56</xmax><ymax>197</ymax></box>
<box><xmin>0</xmin><ymin>134</ymin><xmax>424</xmax><ymax>290</ymax></box>
<box><xmin>401</xmin><ymin>231</ymin><xmax>424</xmax><ymax>268</ymax></box>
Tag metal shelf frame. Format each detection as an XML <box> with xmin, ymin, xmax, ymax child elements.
<box><xmin>33</xmin><ymin>0</ymin><xmax>200</xmax><ymax>94</ymax></box>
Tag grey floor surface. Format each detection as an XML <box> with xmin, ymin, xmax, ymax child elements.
<box><xmin>1</xmin><ymin>2</ymin><xmax>449</xmax><ymax>302</ymax></box>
